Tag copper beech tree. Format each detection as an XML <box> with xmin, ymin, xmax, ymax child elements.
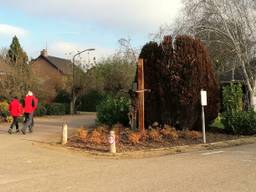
<box><xmin>139</xmin><ymin>35</ymin><xmax>219</xmax><ymax>130</ymax></box>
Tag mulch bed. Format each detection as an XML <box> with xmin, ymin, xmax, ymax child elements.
<box><xmin>67</xmin><ymin>130</ymin><xmax>240</xmax><ymax>153</ymax></box>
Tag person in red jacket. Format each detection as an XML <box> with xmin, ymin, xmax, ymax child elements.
<box><xmin>8</xmin><ymin>96</ymin><xmax>23</xmax><ymax>134</ymax></box>
<box><xmin>21</xmin><ymin>91</ymin><xmax>38</xmax><ymax>135</ymax></box>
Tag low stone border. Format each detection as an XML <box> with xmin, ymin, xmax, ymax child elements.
<box><xmin>57</xmin><ymin>136</ymin><xmax>256</xmax><ymax>159</ymax></box>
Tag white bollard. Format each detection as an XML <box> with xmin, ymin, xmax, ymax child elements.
<box><xmin>62</xmin><ymin>123</ymin><xmax>68</xmax><ymax>145</ymax></box>
<box><xmin>109</xmin><ymin>130</ymin><xmax>116</xmax><ymax>153</ymax></box>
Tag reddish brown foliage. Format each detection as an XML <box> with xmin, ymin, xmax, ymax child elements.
<box><xmin>139</xmin><ymin>35</ymin><xmax>219</xmax><ymax>130</ymax></box>
<box><xmin>179</xmin><ymin>130</ymin><xmax>202</xmax><ymax>140</ymax></box>
<box><xmin>78</xmin><ymin>128</ymin><xmax>88</xmax><ymax>142</ymax></box>
<box><xmin>128</xmin><ymin>132</ymin><xmax>142</xmax><ymax>145</ymax></box>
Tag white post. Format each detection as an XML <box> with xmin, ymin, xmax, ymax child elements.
<box><xmin>202</xmin><ymin>105</ymin><xmax>206</xmax><ymax>143</ymax></box>
<box><xmin>62</xmin><ymin>123</ymin><xmax>68</xmax><ymax>145</ymax></box>
<box><xmin>201</xmin><ymin>89</ymin><xmax>207</xmax><ymax>144</ymax></box>
<box><xmin>109</xmin><ymin>130</ymin><xmax>116</xmax><ymax>153</ymax></box>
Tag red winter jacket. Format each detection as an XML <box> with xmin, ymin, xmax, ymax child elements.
<box><xmin>24</xmin><ymin>95</ymin><xmax>38</xmax><ymax>113</ymax></box>
<box><xmin>8</xmin><ymin>99</ymin><xmax>23</xmax><ymax>117</ymax></box>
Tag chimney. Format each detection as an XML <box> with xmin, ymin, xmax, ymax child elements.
<box><xmin>41</xmin><ymin>49</ymin><xmax>48</xmax><ymax>57</ymax></box>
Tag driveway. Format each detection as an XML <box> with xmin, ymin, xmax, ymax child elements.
<box><xmin>0</xmin><ymin>114</ymin><xmax>256</xmax><ymax>192</ymax></box>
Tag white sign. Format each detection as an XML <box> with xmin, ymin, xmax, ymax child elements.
<box><xmin>200</xmin><ymin>90</ymin><xmax>207</xmax><ymax>106</ymax></box>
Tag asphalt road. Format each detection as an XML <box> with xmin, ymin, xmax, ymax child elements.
<box><xmin>0</xmin><ymin>115</ymin><xmax>256</xmax><ymax>192</ymax></box>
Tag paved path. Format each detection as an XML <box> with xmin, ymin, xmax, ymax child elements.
<box><xmin>0</xmin><ymin>115</ymin><xmax>256</xmax><ymax>192</ymax></box>
<box><xmin>0</xmin><ymin>114</ymin><xmax>96</xmax><ymax>142</ymax></box>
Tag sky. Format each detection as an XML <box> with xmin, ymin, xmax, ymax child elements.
<box><xmin>0</xmin><ymin>0</ymin><xmax>183</xmax><ymax>61</ymax></box>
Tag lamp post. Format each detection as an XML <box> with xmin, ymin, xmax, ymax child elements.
<box><xmin>71</xmin><ymin>48</ymin><xmax>95</xmax><ymax>114</ymax></box>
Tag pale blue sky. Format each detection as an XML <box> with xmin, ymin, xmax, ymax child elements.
<box><xmin>0</xmin><ymin>0</ymin><xmax>183</xmax><ymax>60</ymax></box>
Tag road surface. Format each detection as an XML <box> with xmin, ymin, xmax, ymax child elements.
<box><xmin>0</xmin><ymin>115</ymin><xmax>255</xmax><ymax>192</ymax></box>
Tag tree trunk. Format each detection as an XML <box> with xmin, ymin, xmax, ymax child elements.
<box><xmin>70</xmin><ymin>100</ymin><xmax>74</xmax><ymax>115</ymax></box>
<box><xmin>249</xmin><ymin>89</ymin><xmax>256</xmax><ymax>111</ymax></box>
<box><xmin>70</xmin><ymin>96</ymin><xmax>77</xmax><ymax>115</ymax></box>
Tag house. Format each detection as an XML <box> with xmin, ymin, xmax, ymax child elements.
<box><xmin>31</xmin><ymin>49</ymin><xmax>72</xmax><ymax>100</ymax></box>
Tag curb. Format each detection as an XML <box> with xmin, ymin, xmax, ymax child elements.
<box><xmin>60</xmin><ymin>136</ymin><xmax>256</xmax><ymax>159</ymax></box>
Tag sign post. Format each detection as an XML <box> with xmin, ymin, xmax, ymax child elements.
<box><xmin>200</xmin><ymin>89</ymin><xmax>207</xmax><ymax>143</ymax></box>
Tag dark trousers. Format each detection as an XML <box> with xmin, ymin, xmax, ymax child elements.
<box><xmin>23</xmin><ymin>112</ymin><xmax>34</xmax><ymax>131</ymax></box>
<box><xmin>10</xmin><ymin>116</ymin><xmax>19</xmax><ymax>130</ymax></box>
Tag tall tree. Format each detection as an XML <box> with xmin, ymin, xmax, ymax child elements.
<box><xmin>160</xmin><ymin>0</ymin><xmax>256</xmax><ymax>108</ymax></box>
<box><xmin>139</xmin><ymin>35</ymin><xmax>219</xmax><ymax>130</ymax></box>
<box><xmin>0</xmin><ymin>36</ymin><xmax>36</xmax><ymax>99</ymax></box>
<box><xmin>7</xmin><ymin>36</ymin><xmax>28</xmax><ymax>65</ymax></box>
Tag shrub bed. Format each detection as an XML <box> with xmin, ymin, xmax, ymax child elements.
<box><xmin>68</xmin><ymin>125</ymin><xmax>239</xmax><ymax>152</ymax></box>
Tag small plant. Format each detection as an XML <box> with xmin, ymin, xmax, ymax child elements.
<box><xmin>148</xmin><ymin>129</ymin><xmax>161</xmax><ymax>141</ymax></box>
<box><xmin>160</xmin><ymin>125</ymin><xmax>178</xmax><ymax>140</ymax></box>
<box><xmin>0</xmin><ymin>101</ymin><xmax>9</xmax><ymax>119</ymax></box>
<box><xmin>184</xmin><ymin>130</ymin><xmax>202</xmax><ymax>140</ymax></box>
<box><xmin>88</xmin><ymin>129</ymin><xmax>103</xmax><ymax>145</ymax></box>
<box><xmin>128</xmin><ymin>132</ymin><xmax>141</xmax><ymax>145</ymax></box>
<box><xmin>6</xmin><ymin>116</ymin><xmax>13</xmax><ymax>123</ymax></box>
<box><xmin>140</xmin><ymin>130</ymin><xmax>149</xmax><ymax>142</ymax></box>
<box><xmin>210</xmin><ymin>113</ymin><xmax>224</xmax><ymax>129</ymax></box>
<box><xmin>78</xmin><ymin>128</ymin><xmax>88</xmax><ymax>142</ymax></box>
<box><xmin>179</xmin><ymin>130</ymin><xmax>202</xmax><ymax>140</ymax></box>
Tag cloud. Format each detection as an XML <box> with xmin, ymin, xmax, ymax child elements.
<box><xmin>0</xmin><ymin>24</ymin><xmax>28</xmax><ymax>37</ymax></box>
<box><xmin>1</xmin><ymin>0</ymin><xmax>183</xmax><ymax>33</ymax></box>
<box><xmin>48</xmin><ymin>41</ymin><xmax>114</xmax><ymax>60</ymax></box>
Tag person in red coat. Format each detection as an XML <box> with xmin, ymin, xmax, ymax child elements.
<box><xmin>8</xmin><ymin>96</ymin><xmax>23</xmax><ymax>134</ymax></box>
<box><xmin>21</xmin><ymin>91</ymin><xmax>38</xmax><ymax>134</ymax></box>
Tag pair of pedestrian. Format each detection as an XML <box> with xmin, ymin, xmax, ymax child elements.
<box><xmin>8</xmin><ymin>91</ymin><xmax>38</xmax><ymax>135</ymax></box>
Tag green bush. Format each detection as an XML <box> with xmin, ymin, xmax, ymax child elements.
<box><xmin>64</xmin><ymin>103</ymin><xmax>70</xmax><ymax>114</ymax></box>
<box><xmin>54</xmin><ymin>90</ymin><xmax>71</xmax><ymax>103</ymax></box>
<box><xmin>221</xmin><ymin>83</ymin><xmax>246</xmax><ymax>134</ymax></box>
<box><xmin>46</xmin><ymin>103</ymin><xmax>66</xmax><ymax>115</ymax></box>
<box><xmin>34</xmin><ymin>102</ymin><xmax>47</xmax><ymax>116</ymax></box>
<box><xmin>77</xmin><ymin>91</ymin><xmax>104</xmax><ymax>112</ymax></box>
<box><xmin>209</xmin><ymin>113</ymin><xmax>224</xmax><ymax>129</ymax></box>
<box><xmin>96</xmin><ymin>96</ymin><xmax>130</xmax><ymax>126</ymax></box>
<box><xmin>222</xmin><ymin>83</ymin><xmax>243</xmax><ymax>114</ymax></box>
<box><xmin>0</xmin><ymin>101</ymin><xmax>9</xmax><ymax>118</ymax></box>
<box><xmin>222</xmin><ymin>109</ymin><xmax>256</xmax><ymax>135</ymax></box>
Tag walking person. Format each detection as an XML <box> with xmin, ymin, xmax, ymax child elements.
<box><xmin>21</xmin><ymin>91</ymin><xmax>38</xmax><ymax>135</ymax></box>
<box><xmin>8</xmin><ymin>96</ymin><xmax>23</xmax><ymax>134</ymax></box>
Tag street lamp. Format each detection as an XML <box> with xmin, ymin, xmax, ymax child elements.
<box><xmin>71</xmin><ymin>48</ymin><xmax>95</xmax><ymax>114</ymax></box>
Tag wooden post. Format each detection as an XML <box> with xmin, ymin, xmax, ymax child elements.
<box><xmin>137</xmin><ymin>59</ymin><xmax>145</xmax><ymax>132</ymax></box>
